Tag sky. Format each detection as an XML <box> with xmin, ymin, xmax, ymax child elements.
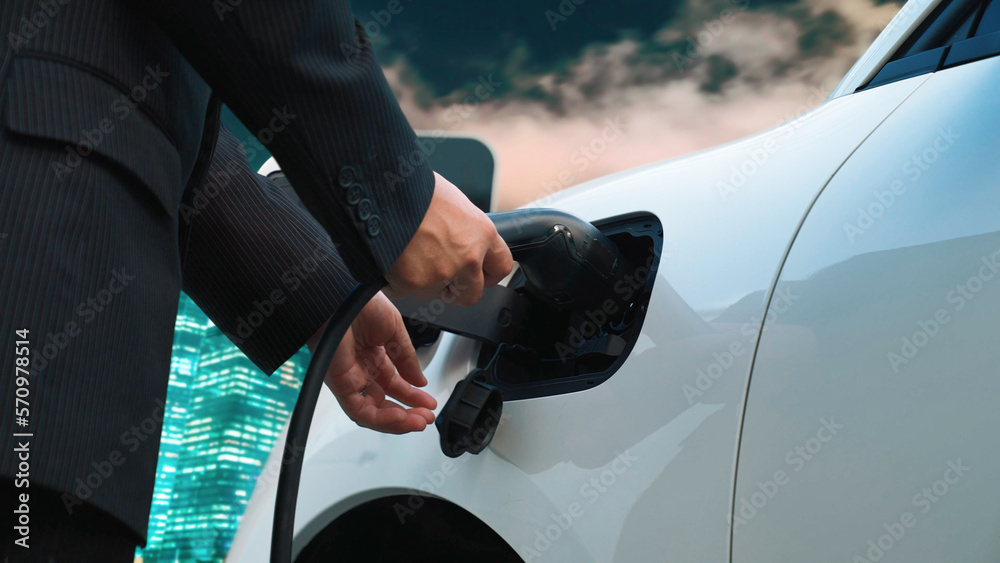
<box><xmin>347</xmin><ymin>0</ymin><xmax>907</xmax><ymax>209</ymax></box>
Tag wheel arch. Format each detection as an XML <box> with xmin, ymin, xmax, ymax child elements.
<box><xmin>294</xmin><ymin>491</ymin><xmax>522</xmax><ymax>562</ymax></box>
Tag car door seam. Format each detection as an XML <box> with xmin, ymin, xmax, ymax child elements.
<box><xmin>726</xmin><ymin>74</ymin><xmax>931</xmax><ymax>563</ymax></box>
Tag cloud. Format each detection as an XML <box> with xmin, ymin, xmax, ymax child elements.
<box><xmin>384</xmin><ymin>0</ymin><xmax>905</xmax><ymax>209</ymax></box>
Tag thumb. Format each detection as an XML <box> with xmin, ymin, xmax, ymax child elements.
<box><xmin>482</xmin><ymin>228</ymin><xmax>513</xmax><ymax>288</ymax></box>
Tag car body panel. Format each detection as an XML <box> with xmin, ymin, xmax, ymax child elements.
<box><xmin>733</xmin><ymin>57</ymin><xmax>1000</xmax><ymax>562</ymax></box>
<box><xmin>228</xmin><ymin>75</ymin><xmax>929</xmax><ymax>562</ymax></box>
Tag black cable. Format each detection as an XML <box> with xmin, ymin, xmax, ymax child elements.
<box><xmin>271</xmin><ymin>278</ymin><xmax>385</xmax><ymax>563</ymax></box>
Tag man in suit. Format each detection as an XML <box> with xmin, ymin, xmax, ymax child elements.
<box><xmin>0</xmin><ymin>0</ymin><xmax>513</xmax><ymax>559</ymax></box>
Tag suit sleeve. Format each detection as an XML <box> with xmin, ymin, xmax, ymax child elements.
<box><xmin>137</xmin><ymin>0</ymin><xmax>434</xmax><ymax>283</ymax></box>
<box><xmin>179</xmin><ymin>124</ymin><xmax>356</xmax><ymax>375</ymax></box>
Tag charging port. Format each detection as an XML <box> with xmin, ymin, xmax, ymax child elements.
<box><xmin>475</xmin><ymin>212</ymin><xmax>662</xmax><ymax>400</ymax></box>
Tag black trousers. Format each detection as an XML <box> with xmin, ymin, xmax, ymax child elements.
<box><xmin>1</xmin><ymin>479</ymin><xmax>136</xmax><ymax>562</ymax></box>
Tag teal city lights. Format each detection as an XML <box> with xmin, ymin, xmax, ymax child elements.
<box><xmin>137</xmin><ymin>293</ymin><xmax>307</xmax><ymax>562</ymax></box>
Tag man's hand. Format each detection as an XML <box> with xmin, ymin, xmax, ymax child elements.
<box><xmin>385</xmin><ymin>172</ymin><xmax>513</xmax><ymax>306</ymax></box>
<box><xmin>309</xmin><ymin>292</ymin><xmax>437</xmax><ymax>434</ymax></box>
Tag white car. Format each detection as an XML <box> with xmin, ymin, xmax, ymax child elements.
<box><xmin>231</xmin><ymin>0</ymin><xmax>1000</xmax><ymax>560</ymax></box>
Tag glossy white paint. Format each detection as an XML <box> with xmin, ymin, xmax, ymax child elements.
<box><xmin>230</xmin><ymin>73</ymin><xmax>928</xmax><ymax>561</ymax></box>
<box><xmin>733</xmin><ymin>56</ymin><xmax>1000</xmax><ymax>563</ymax></box>
<box><xmin>222</xmin><ymin>3</ymin><xmax>994</xmax><ymax>560</ymax></box>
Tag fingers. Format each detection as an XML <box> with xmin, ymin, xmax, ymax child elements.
<box><xmin>368</xmin><ymin>397</ymin><xmax>435</xmax><ymax>427</ymax></box>
<box><xmin>388</xmin><ymin>308</ymin><xmax>429</xmax><ymax>389</ymax></box>
<box><xmin>450</xmin><ymin>263</ymin><xmax>485</xmax><ymax>306</ymax></box>
<box><xmin>482</xmin><ymin>228</ymin><xmax>513</xmax><ymax>288</ymax></box>
<box><xmin>346</xmin><ymin>391</ymin><xmax>435</xmax><ymax>434</ymax></box>
<box><xmin>331</xmin><ymin>377</ymin><xmax>434</xmax><ymax>434</ymax></box>
<box><xmin>328</xmin><ymin>347</ymin><xmax>436</xmax><ymax>435</ymax></box>
<box><xmin>385</xmin><ymin>171</ymin><xmax>511</xmax><ymax>303</ymax></box>
<box><xmin>361</xmin><ymin>351</ymin><xmax>436</xmax><ymax>432</ymax></box>
<box><xmin>361</xmin><ymin>406</ymin><xmax>435</xmax><ymax>434</ymax></box>
<box><xmin>354</xmin><ymin>402</ymin><xmax>419</xmax><ymax>433</ymax></box>
<box><xmin>382</xmin><ymin>374</ymin><xmax>438</xmax><ymax>411</ymax></box>
<box><xmin>321</xmin><ymin>296</ymin><xmax>441</xmax><ymax>435</ymax></box>
<box><xmin>374</xmin><ymin>348</ymin><xmax>436</xmax><ymax>411</ymax></box>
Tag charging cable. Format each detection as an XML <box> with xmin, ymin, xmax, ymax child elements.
<box><xmin>270</xmin><ymin>278</ymin><xmax>385</xmax><ymax>563</ymax></box>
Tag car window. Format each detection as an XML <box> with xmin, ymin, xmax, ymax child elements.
<box><xmin>860</xmin><ymin>0</ymin><xmax>1000</xmax><ymax>91</ymax></box>
<box><xmin>939</xmin><ymin>4</ymin><xmax>981</xmax><ymax>47</ymax></box>
<box><xmin>975</xmin><ymin>0</ymin><xmax>1000</xmax><ymax>34</ymax></box>
<box><xmin>898</xmin><ymin>0</ymin><xmax>981</xmax><ymax>57</ymax></box>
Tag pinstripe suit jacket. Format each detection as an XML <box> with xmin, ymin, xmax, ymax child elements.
<box><xmin>0</xmin><ymin>0</ymin><xmax>433</xmax><ymax>544</ymax></box>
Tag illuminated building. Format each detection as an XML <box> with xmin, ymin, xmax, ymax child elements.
<box><xmin>138</xmin><ymin>293</ymin><xmax>306</xmax><ymax>562</ymax></box>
